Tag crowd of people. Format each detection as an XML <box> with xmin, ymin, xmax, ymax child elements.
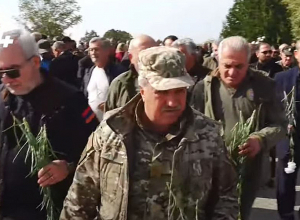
<box><xmin>0</xmin><ymin>28</ymin><xmax>299</xmax><ymax>220</ymax></box>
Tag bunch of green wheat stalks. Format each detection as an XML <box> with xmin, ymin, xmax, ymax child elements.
<box><xmin>11</xmin><ymin>116</ymin><xmax>59</xmax><ymax>220</ymax></box>
<box><xmin>225</xmin><ymin>110</ymin><xmax>257</xmax><ymax>220</ymax></box>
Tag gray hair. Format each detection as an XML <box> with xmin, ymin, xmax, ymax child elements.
<box><xmin>172</xmin><ymin>38</ymin><xmax>198</xmax><ymax>55</ymax></box>
<box><xmin>89</xmin><ymin>37</ymin><xmax>111</xmax><ymax>50</ymax></box>
<box><xmin>218</xmin><ymin>36</ymin><xmax>251</xmax><ymax>61</ymax></box>
<box><xmin>31</xmin><ymin>32</ymin><xmax>42</xmax><ymax>42</ymax></box>
<box><xmin>0</xmin><ymin>29</ymin><xmax>39</xmax><ymax>59</ymax></box>
<box><xmin>52</xmin><ymin>41</ymin><xmax>65</xmax><ymax>50</ymax></box>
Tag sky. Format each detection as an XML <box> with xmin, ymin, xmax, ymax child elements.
<box><xmin>0</xmin><ymin>0</ymin><xmax>234</xmax><ymax>44</ymax></box>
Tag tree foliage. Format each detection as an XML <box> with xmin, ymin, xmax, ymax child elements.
<box><xmin>221</xmin><ymin>0</ymin><xmax>292</xmax><ymax>45</ymax></box>
<box><xmin>80</xmin><ymin>30</ymin><xmax>99</xmax><ymax>43</ymax></box>
<box><xmin>16</xmin><ymin>0</ymin><xmax>82</xmax><ymax>39</ymax></box>
<box><xmin>103</xmin><ymin>29</ymin><xmax>132</xmax><ymax>43</ymax></box>
<box><xmin>282</xmin><ymin>0</ymin><xmax>300</xmax><ymax>40</ymax></box>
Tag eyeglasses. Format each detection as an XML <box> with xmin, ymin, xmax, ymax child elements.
<box><xmin>0</xmin><ymin>57</ymin><xmax>34</xmax><ymax>79</ymax></box>
<box><xmin>261</xmin><ymin>50</ymin><xmax>272</xmax><ymax>55</ymax></box>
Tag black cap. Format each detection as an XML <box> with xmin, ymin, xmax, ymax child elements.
<box><xmin>37</xmin><ymin>39</ymin><xmax>51</xmax><ymax>54</ymax></box>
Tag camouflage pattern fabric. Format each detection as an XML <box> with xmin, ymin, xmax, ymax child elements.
<box><xmin>60</xmin><ymin>95</ymin><xmax>238</xmax><ymax>220</ymax></box>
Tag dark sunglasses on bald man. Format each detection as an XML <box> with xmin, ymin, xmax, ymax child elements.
<box><xmin>0</xmin><ymin>56</ymin><xmax>34</xmax><ymax>79</ymax></box>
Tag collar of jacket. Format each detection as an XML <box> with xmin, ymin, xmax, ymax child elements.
<box><xmin>106</xmin><ymin>94</ymin><xmax>199</xmax><ymax>142</ymax></box>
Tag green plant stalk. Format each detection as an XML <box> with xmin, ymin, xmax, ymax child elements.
<box><xmin>12</xmin><ymin>116</ymin><xmax>59</xmax><ymax>220</ymax></box>
<box><xmin>225</xmin><ymin>110</ymin><xmax>257</xmax><ymax>220</ymax></box>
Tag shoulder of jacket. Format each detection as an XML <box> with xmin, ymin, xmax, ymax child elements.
<box><xmin>192</xmin><ymin>109</ymin><xmax>221</xmax><ymax>134</ymax></box>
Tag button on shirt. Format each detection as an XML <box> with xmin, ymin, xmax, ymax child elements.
<box><xmin>87</xmin><ymin>66</ymin><xmax>109</xmax><ymax>120</ymax></box>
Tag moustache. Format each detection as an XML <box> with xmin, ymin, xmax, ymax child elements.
<box><xmin>162</xmin><ymin>106</ymin><xmax>181</xmax><ymax>112</ymax></box>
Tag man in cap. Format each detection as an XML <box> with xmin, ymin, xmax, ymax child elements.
<box><xmin>37</xmin><ymin>39</ymin><xmax>54</xmax><ymax>73</ymax></box>
<box><xmin>0</xmin><ymin>29</ymin><xmax>98</xmax><ymax>220</ymax></box>
<box><xmin>105</xmin><ymin>35</ymin><xmax>157</xmax><ymax>111</ymax></box>
<box><xmin>191</xmin><ymin>36</ymin><xmax>287</xmax><ymax>220</ymax></box>
<box><xmin>60</xmin><ymin>46</ymin><xmax>238</xmax><ymax>220</ymax></box>
<box><xmin>276</xmin><ymin>46</ymin><xmax>295</xmax><ymax>71</ymax></box>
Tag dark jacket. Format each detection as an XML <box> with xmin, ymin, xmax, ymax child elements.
<box><xmin>0</xmin><ymin>76</ymin><xmax>98</xmax><ymax>220</ymax></box>
<box><xmin>81</xmin><ymin>63</ymin><xmax>126</xmax><ymax>97</ymax></box>
<box><xmin>77</xmin><ymin>56</ymin><xmax>94</xmax><ymax>85</ymax></box>
<box><xmin>250</xmin><ymin>60</ymin><xmax>283</xmax><ymax>78</ymax></box>
<box><xmin>275</xmin><ymin>67</ymin><xmax>299</xmax><ymax>159</ymax></box>
<box><xmin>49</xmin><ymin>51</ymin><xmax>81</xmax><ymax>88</ymax></box>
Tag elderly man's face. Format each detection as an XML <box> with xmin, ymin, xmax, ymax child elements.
<box><xmin>0</xmin><ymin>43</ymin><xmax>40</xmax><ymax>95</ymax></box>
<box><xmin>141</xmin><ymin>85</ymin><xmax>187</xmax><ymax>128</ymax></box>
<box><xmin>219</xmin><ymin>47</ymin><xmax>249</xmax><ymax>89</ymax></box>
<box><xmin>281</xmin><ymin>53</ymin><xmax>293</xmax><ymax>67</ymax></box>
<box><xmin>89</xmin><ymin>41</ymin><xmax>110</xmax><ymax>66</ymax></box>
<box><xmin>212</xmin><ymin>43</ymin><xmax>219</xmax><ymax>60</ymax></box>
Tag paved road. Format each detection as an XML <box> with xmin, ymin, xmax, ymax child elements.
<box><xmin>250</xmin><ymin>179</ymin><xmax>300</xmax><ymax>220</ymax></box>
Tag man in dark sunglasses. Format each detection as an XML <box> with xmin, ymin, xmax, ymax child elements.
<box><xmin>250</xmin><ymin>42</ymin><xmax>283</xmax><ymax>78</ymax></box>
<box><xmin>0</xmin><ymin>29</ymin><xmax>98</xmax><ymax>220</ymax></box>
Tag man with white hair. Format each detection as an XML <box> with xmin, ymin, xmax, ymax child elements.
<box><xmin>172</xmin><ymin>38</ymin><xmax>211</xmax><ymax>83</ymax></box>
<box><xmin>0</xmin><ymin>29</ymin><xmax>98</xmax><ymax>220</ymax></box>
<box><xmin>105</xmin><ymin>34</ymin><xmax>157</xmax><ymax>111</ymax></box>
<box><xmin>191</xmin><ymin>36</ymin><xmax>287</xmax><ymax>220</ymax></box>
<box><xmin>61</xmin><ymin>46</ymin><xmax>238</xmax><ymax>220</ymax></box>
<box><xmin>81</xmin><ymin>37</ymin><xmax>126</xmax><ymax>120</ymax></box>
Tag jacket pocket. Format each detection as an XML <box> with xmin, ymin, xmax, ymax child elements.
<box><xmin>100</xmin><ymin>161</ymin><xmax>122</xmax><ymax>202</ymax></box>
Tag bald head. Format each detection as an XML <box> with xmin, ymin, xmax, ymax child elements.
<box><xmin>128</xmin><ymin>35</ymin><xmax>157</xmax><ymax>71</ymax></box>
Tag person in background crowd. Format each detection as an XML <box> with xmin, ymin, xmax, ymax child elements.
<box><xmin>249</xmin><ymin>43</ymin><xmax>258</xmax><ymax>64</ymax></box>
<box><xmin>41</xmin><ymin>34</ymin><xmax>48</xmax><ymax>40</ymax></box>
<box><xmin>37</xmin><ymin>39</ymin><xmax>53</xmax><ymax>74</ymax></box>
<box><xmin>191</xmin><ymin>36</ymin><xmax>287</xmax><ymax>220</ymax></box>
<box><xmin>172</xmin><ymin>38</ymin><xmax>211</xmax><ymax>83</ymax></box>
<box><xmin>202</xmin><ymin>42</ymin><xmax>212</xmax><ymax>58</ymax></box>
<box><xmin>272</xmin><ymin>45</ymin><xmax>281</xmax><ymax>61</ymax></box>
<box><xmin>0</xmin><ymin>29</ymin><xmax>98</xmax><ymax>220</ymax></box>
<box><xmin>279</xmin><ymin>44</ymin><xmax>289</xmax><ymax>53</ymax></box>
<box><xmin>77</xmin><ymin>54</ymin><xmax>93</xmax><ymax>87</ymax></box>
<box><xmin>203</xmin><ymin>40</ymin><xmax>219</xmax><ymax>70</ymax></box>
<box><xmin>31</xmin><ymin>32</ymin><xmax>42</xmax><ymax>42</ymax></box>
<box><xmin>53</xmin><ymin>36</ymin><xmax>61</xmax><ymax>42</ymax></box>
<box><xmin>115</xmin><ymin>42</ymin><xmax>127</xmax><ymax>63</ymax></box>
<box><xmin>82</xmin><ymin>37</ymin><xmax>125</xmax><ymax>120</ymax></box>
<box><xmin>105</xmin><ymin>34</ymin><xmax>156</xmax><ymax>111</ymax></box>
<box><xmin>162</xmin><ymin>35</ymin><xmax>178</xmax><ymax>47</ymax></box>
<box><xmin>275</xmin><ymin>40</ymin><xmax>300</xmax><ymax>220</ymax></box>
<box><xmin>62</xmin><ymin>36</ymin><xmax>73</xmax><ymax>52</ymax></box>
<box><xmin>250</xmin><ymin>42</ymin><xmax>283</xmax><ymax>78</ymax></box>
<box><xmin>60</xmin><ymin>46</ymin><xmax>238</xmax><ymax>220</ymax></box>
<box><xmin>276</xmin><ymin>46</ymin><xmax>295</xmax><ymax>71</ymax></box>
<box><xmin>49</xmin><ymin>41</ymin><xmax>80</xmax><ymax>88</ymax></box>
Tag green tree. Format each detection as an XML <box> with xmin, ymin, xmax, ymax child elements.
<box><xmin>80</xmin><ymin>30</ymin><xmax>99</xmax><ymax>43</ymax></box>
<box><xmin>16</xmin><ymin>0</ymin><xmax>82</xmax><ymax>39</ymax></box>
<box><xmin>103</xmin><ymin>29</ymin><xmax>132</xmax><ymax>44</ymax></box>
<box><xmin>221</xmin><ymin>0</ymin><xmax>292</xmax><ymax>45</ymax></box>
<box><xmin>282</xmin><ymin>0</ymin><xmax>300</xmax><ymax>40</ymax></box>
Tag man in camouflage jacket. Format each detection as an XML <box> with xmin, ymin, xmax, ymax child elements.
<box><xmin>60</xmin><ymin>46</ymin><xmax>238</xmax><ymax>220</ymax></box>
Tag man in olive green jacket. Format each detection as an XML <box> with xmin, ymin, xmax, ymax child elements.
<box><xmin>191</xmin><ymin>36</ymin><xmax>287</xmax><ymax>220</ymax></box>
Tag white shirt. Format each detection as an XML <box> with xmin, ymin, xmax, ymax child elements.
<box><xmin>87</xmin><ymin>67</ymin><xmax>109</xmax><ymax>121</ymax></box>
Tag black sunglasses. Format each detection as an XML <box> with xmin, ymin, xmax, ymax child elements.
<box><xmin>0</xmin><ymin>68</ymin><xmax>21</xmax><ymax>79</ymax></box>
<box><xmin>0</xmin><ymin>56</ymin><xmax>34</xmax><ymax>79</ymax></box>
<box><xmin>261</xmin><ymin>50</ymin><xmax>272</xmax><ymax>55</ymax></box>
